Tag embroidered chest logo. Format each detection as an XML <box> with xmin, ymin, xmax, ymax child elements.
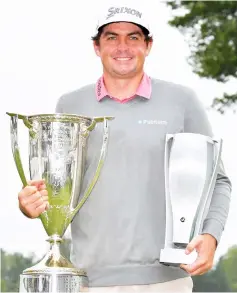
<box><xmin>138</xmin><ymin>120</ymin><xmax>167</xmax><ymax>125</ymax></box>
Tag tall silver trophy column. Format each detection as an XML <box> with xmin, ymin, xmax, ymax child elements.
<box><xmin>160</xmin><ymin>133</ymin><xmax>222</xmax><ymax>266</ymax></box>
<box><xmin>6</xmin><ymin>113</ymin><xmax>114</xmax><ymax>292</ymax></box>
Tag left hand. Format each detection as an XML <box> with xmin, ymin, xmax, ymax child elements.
<box><xmin>180</xmin><ymin>233</ymin><xmax>217</xmax><ymax>276</ymax></box>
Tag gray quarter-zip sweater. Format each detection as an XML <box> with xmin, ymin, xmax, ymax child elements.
<box><xmin>55</xmin><ymin>78</ymin><xmax>232</xmax><ymax>287</ymax></box>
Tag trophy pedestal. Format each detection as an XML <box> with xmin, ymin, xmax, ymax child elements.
<box><xmin>160</xmin><ymin>248</ymin><xmax>197</xmax><ymax>266</ymax></box>
<box><xmin>19</xmin><ymin>273</ymin><xmax>88</xmax><ymax>292</ymax></box>
<box><xmin>19</xmin><ymin>236</ymin><xmax>89</xmax><ymax>292</ymax></box>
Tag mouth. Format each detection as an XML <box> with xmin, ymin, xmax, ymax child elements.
<box><xmin>113</xmin><ymin>57</ymin><xmax>133</xmax><ymax>61</ymax></box>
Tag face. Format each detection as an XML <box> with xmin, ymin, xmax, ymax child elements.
<box><xmin>93</xmin><ymin>22</ymin><xmax>153</xmax><ymax>78</ymax></box>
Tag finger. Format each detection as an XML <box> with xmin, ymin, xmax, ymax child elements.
<box><xmin>180</xmin><ymin>258</ymin><xmax>206</xmax><ymax>274</ymax></box>
<box><xmin>180</xmin><ymin>264</ymin><xmax>190</xmax><ymax>273</ymax></box>
<box><xmin>185</xmin><ymin>236</ymin><xmax>202</xmax><ymax>254</ymax></box>
<box><xmin>24</xmin><ymin>190</ymin><xmax>48</xmax><ymax>205</ymax></box>
<box><xmin>18</xmin><ymin>186</ymin><xmax>38</xmax><ymax>204</ymax></box>
<box><xmin>38</xmin><ymin>184</ymin><xmax>47</xmax><ymax>191</ymax></box>
<box><xmin>35</xmin><ymin>202</ymin><xmax>48</xmax><ymax>214</ymax></box>
<box><xmin>28</xmin><ymin>196</ymin><xmax>49</xmax><ymax>210</ymax></box>
<box><xmin>27</xmin><ymin>179</ymin><xmax>45</xmax><ymax>189</ymax></box>
<box><xmin>28</xmin><ymin>179</ymin><xmax>45</xmax><ymax>185</ymax></box>
<box><xmin>34</xmin><ymin>194</ymin><xmax>49</xmax><ymax>206</ymax></box>
<box><xmin>190</xmin><ymin>264</ymin><xmax>209</xmax><ymax>276</ymax></box>
<box><xmin>40</xmin><ymin>190</ymin><xmax>48</xmax><ymax>198</ymax></box>
<box><xmin>39</xmin><ymin>195</ymin><xmax>49</xmax><ymax>203</ymax></box>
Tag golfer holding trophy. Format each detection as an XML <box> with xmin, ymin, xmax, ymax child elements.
<box><xmin>8</xmin><ymin>3</ymin><xmax>232</xmax><ymax>293</ymax></box>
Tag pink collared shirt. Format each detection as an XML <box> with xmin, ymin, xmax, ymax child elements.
<box><xmin>95</xmin><ymin>73</ymin><xmax>152</xmax><ymax>103</ymax></box>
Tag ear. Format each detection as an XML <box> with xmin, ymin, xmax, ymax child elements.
<box><xmin>145</xmin><ymin>40</ymin><xmax>153</xmax><ymax>56</ymax></box>
<box><xmin>93</xmin><ymin>41</ymin><xmax>101</xmax><ymax>57</ymax></box>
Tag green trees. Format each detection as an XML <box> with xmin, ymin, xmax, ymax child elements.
<box><xmin>221</xmin><ymin>245</ymin><xmax>237</xmax><ymax>291</ymax></box>
<box><xmin>167</xmin><ymin>1</ymin><xmax>237</xmax><ymax>113</ymax></box>
<box><xmin>1</xmin><ymin>238</ymin><xmax>72</xmax><ymax>292</ymax></box>
<box><xmin>1</xmin><ymin>249</ymin><xmax>36</xmax><ymax>292</ymax></box>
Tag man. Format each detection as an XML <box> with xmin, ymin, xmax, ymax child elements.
<box><xmin>18</xmin><ymin>4</ymin><xmax>232</xmax><ymax>292</ymax></box>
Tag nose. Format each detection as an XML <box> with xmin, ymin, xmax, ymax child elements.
<box><xmin>117</xmin><ymin>37</ymin><xmax>129</xmax><ymax>50</ymax></box>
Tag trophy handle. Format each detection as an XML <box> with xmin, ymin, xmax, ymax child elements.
<box><xmin>7</xmin><ymin>113</ymin><xmax>33</xmax><ymax>187</ymax></box>
<box><xmin>70</xmin><ymin>117</ymin><xmax>111</xmax><ymax>220</ymax></box>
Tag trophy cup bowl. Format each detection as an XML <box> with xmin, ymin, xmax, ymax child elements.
<box><xmin>160</xmin><ymin>133</ymin><xmax>222</xmax><ymax>266</ymax></box>
<box><xmin>6</xmin><ymin>112</ymin><xmax>114</xmax><ymax>292</ymax></box>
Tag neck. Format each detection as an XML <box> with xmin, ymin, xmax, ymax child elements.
<box><xmin>103</xmin><ymin>71</ymin><xmax>144</xmax><ymax>100</ymax></box>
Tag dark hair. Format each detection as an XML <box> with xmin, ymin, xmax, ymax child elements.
<box><xmin>91</xmin><ymin>23</ymin><xmax>153</xmax><ymax>46</ymax></box>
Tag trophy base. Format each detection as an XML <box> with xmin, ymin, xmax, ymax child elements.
<box><xmin>19</xmin><ymin>235</ymin><xmax>89</xmax><ymax>292</ymax></box>
<box><xmin>19</xmin><ymin>273</ymin><xmax>88</xmax><ymax>292</ymax></box>
<box><xmin>160</xmin><ymin>248</ymin><xmax>197</xmax><ymax>266</ymax></box>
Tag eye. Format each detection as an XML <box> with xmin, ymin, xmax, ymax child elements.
<box><xmin>107</xmin><ymin>36</ymin><xmax>117</xmax><ymax>40</ymax></box>
<box><xmin>129</xmin><ymin>35</ymin><xmax>139</xmax><ymax>40</ymax></box>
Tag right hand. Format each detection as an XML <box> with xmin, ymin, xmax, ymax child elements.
<box><xmin>18</xmin><ymin>179</ymin><xmax>49</xmax><ymax>219</ymax></box>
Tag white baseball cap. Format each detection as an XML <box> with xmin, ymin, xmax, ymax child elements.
<box><xmin>96</xmin><ymin>5</ymin><xmax>152</xmax><ymax>36</ymax></box>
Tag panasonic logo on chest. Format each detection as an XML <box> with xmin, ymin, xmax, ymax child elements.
<box><xmin>138</xmin><ymin>120</ymin><xmax>167</xmax><ymax>125</ymax></box>
<box><xmin>106</xmin><ymin>7</ymin><xmax>142</xmax><ymax>20</ymax></box>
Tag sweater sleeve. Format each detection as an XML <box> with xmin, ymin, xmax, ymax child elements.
<box><xmin>183</xmin><ymin>89</ymin><xmax>232</xmax><ymax>245</ymax></box>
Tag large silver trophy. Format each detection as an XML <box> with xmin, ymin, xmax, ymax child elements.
<box><xmin>6</xmin><ymin>112</ymin><xmax>114</xmax><ymax>292</ymax></box>
<box><xmin>160</xmin><ymin>133</ymin><xmax>222</xmax><ymax>266</ymax></box>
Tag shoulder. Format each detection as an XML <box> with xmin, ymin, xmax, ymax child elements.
<box><xmin>55</xmin><ymin>83</ymin><xmax>96</xmax><ymax>112</ymax></box>
<box><xmin>150</xmin><ymin>77</ymin><xmax>206</xmax><ymax>112</ymax></box>
<box><xmin>151</xmin><ymin>77</ymin><xmax>198</xmax><ymax>101</ymax></box>
<box><xmin>151</xmin><ymin>77</ymin><xmax>207</xmax><ymax>113</ymax></box>
<box><xmin>59</xmin><ymin>83</ymin><xmax>96</xmax><ymax>103</ymax></box>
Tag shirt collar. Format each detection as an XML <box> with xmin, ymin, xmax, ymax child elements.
<box><xmin>96</xmin><ymin>73</ymin><xmax>152</xmax><ymax>102</ymax></box>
